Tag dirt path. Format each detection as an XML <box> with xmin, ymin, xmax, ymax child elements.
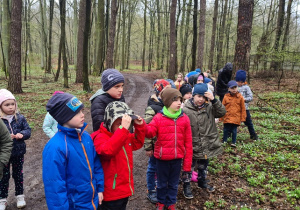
<box><xmin>6</xmin><ymin>73</ymin><xmax>155</xmax><ymax>210</ymax></box>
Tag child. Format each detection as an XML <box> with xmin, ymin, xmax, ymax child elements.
<box><xmin>42</xmin><ymin>91</ymin><xmax>64</xmax><ymax>138</ymax></box>
<box><xmin>216</xmin><ymin>62</ymin><xmax>233</xmax><ymax>102</ymax></box>
<box><xmin>43</xmin><ymin>93</ymin><xmax>104</xmax><ymax>210</ymax></box>
<box><xmin>174</xmin><ymin>73</ymin><xmax>184</xmax><ymax>90</ymax></box>
<box><xmin>0</xmin><ymin>89</ymin><xmax>31</xmax><ymax>209</ymax></box>
<box><xmin>179</xmin><ymin>83</ymin><xmax>192</xmax><ymax>108</ymax></box>
<box><xmin>91</xmin><ymin>101</ymin><xmax>145</xmax><ymax>210</ymax></box>
<box><xmin>0</xmin><ymin>119</ymin><xmax>12</xmax><ymax>180</ymax></box>
<box><xmin>197</xmin><ymin>73</ymin><xmax>205</xmax><ymax>84</ymax></box>
<box><xmin>144</xmin><ymin>79</ymin><xmax>170</xmax><ymax>204</ymax></box>
<box><xmin>146</xmin><ymin>88</ymin><xmax>193</xmax><ymax>209</ymax></box>
<box><xmin>183</xmin><ymin>83</ymin><xmax>226</xmax><ymax>193</ymax></box>
<box><xmin>236</xmin><ymin>70</ymin><xmax>258</xmax><ymax>140</ymax></box>
<box><xmin>90</xmin><ymin>68</ymin><xmax>125</xmax><ymax>131</ymax></box>
<box><xmin>221</xmin><ymin>80</ymin><xmax>246</xmax><ymax>147</ymax></box>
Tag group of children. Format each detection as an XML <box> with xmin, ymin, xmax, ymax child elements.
<box><xmin>0</xmin><ymin>67</ymin><xmax>258</xmax><ymax>210</ymax></box>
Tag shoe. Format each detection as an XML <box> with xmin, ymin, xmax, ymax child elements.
<box><xmin>250</xmin><ymin>134</ymin><xmax>259</xmax><ymax>141</ymax></box>
<box><xmin>222</xmin><ymin>141</ymin><xmax>227</xmax><ymax>145</ymax></box>
<box><xmin>156</xmin><ymin>202</ymin><xmax>165</xmax><ymax>210</ymax></box>
<box><xmin>16</xmin><ymin>195</ymin><xmax>26</xmax><ymax>209</ymax></box>
<box><xmin>0</xmin><ymin>198</ymin><xmax>7</xmax><ymax>210</ymax></box>
<box><xmin>167</xmin><ymin>204</ymin><xmax>176</xmax><ymax>210</ymax></box>
<box><xmin>191</xmin><ymin>171</ymin><xmax>198</xmax><ymax>182</ymax></box>
<box><xmin>198</xmin><ymin>180</ymin><xmax>215</xmax><ymax>192</ymax></box>
<box><xmin>231</xmin><ymin>143</ymin><xmax>236</xmax><ymax>147</ymax></box>
<box><xmin>147</xmin><ymin>190</ymin><xmax>158</xmax><ymax>204</ymax></box>
<box><xmin>183</xmin><ymin>182</ymin><xmax>193</xmax><ymax>199</ymax></box>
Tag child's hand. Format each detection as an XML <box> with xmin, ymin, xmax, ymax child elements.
<box><xmin>15</xmin><ymin>133</ymin><xmax>23</xmax><ymax>139</ymax></box>
<box><xmin>10</xmin><ymin>134</ymin><xmax>15</xmax><ymax>139</ymax></box>
<box><xmin>121</xmin><ymin>114</ymin><xmax>132</xmax><ymax>130</ymax></box>
<box><xmin>204</xmin><ymin>91</ymin><xmax>214</xmax><ymax>101</ymax></box>
<box><xmin>98</xmin><ymin>192</ymin><xmax>103</xmax><ymax>205</ymax></box>
<box><xmin>134</xmin><ymin>115</ymin><xmax>143</xmax><ymax>125</ymax></box>
<box><xmin>146</xmin><ymin>150</ymin><xmax>153</xmax><ymax>157</ymax></box>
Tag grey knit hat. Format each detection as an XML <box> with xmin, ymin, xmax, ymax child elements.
<box><xmin>101</xmin><ymin>69</ymin><xmax>125</xmax><ymax>91</ymax></box>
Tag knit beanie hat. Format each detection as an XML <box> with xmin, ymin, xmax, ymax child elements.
<box><xmin>103</xmin><ymin>101</ymin><xmax>137</xmax><ymax>132</ymax></box>
<box><xmin>195</xmin><ymin>68</ymin><xmax>201</xmax><ymax>73</ymax></box>
<box><xmin>101</xmin><ymin>69</ymin><xmax>125</xmax><ymax>91</ymax></box>
<box><xmin>180</xmin><ymin>84</ymin><xmax>192</xmax><ymax>97</ymax></box>
<box><xmin>204</xmin><ymin>77</ymin><xmax>212</xmax><ymax>84</ymax></box>
<box><xmin>227</xmin><ymin>80</ymin><xmax>238</xmax><ymax>88</ymax></box>
<box><xmin>235</xmin><ymin>70</ymin><xmax>247</xmax><ymax>82</ymax></box>
<box><xmin>160</xmin><ymin>88</ymin><xmax>182</xmax><ymax>108</ymax></box>
<box><xmin>46</xmin><ymin>93</ymin><xmax>84</xmax><ymax>125</ymax></box>
<box><xmin>153</xmin><ymin>79</ymin><xmax>170</xmax><ymax>95</ymax></box>
<box><xmin>166</xmin><ymin>79</ymin><xmax>176</xmax><ymax>89</ymax></box>
<box><xmin>0</xmin><ymin>89</ymin><xmax>16</xmax><ymax>106</ymax></box>
<box><xmin>192</xmin><ymin>83</ymin><xmax>208</xmax><ymax>96</ymax></box>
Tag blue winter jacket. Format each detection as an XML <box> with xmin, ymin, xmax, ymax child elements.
<box><xmin>1</xmin><ymin>113</ymin><xmax>31</xmax><ymax>156</ymax></box>
<box><xmin>43</xmin><ymin>123</ymin><xmax>104</xmax><ymax>210</ymax></box>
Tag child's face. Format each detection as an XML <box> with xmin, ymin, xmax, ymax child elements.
<box><xmin>197</xmin><ymin>79</ymin><xmax>203</xmax><ymax>84</ymax></box>
<box><xmin>177</xmin><ymin>75</ymin><xmax>182</xmax><ymax>81</ymax></box>
<box><xmin>111</xmin><ymin>118</ymin><xmax>122</xmax><ymax>133</ymax></box>
<box><xmin>168</xmin><ymin>98</ymin><xmax>182</xmax><ymax>112</ymax></box>
<box><xmin>183</xmin><ymin>92</ymin><xmax>192</xmax><ymax>100</ymax></box>
<box><xmin>106</xmin><ymin>83</ymin><xmax>124</xmax><ymax>99</ymax></box>
<box><xmin>193</xmin><ymin>94</ymin><xmax>206</xmax><ymax>106</ymax></box>
<box><xmin>236</xmin><ymin>81</ymin><xmax>244</xmax><ymax>87</ymax></box>
<box><xmin>208</xmin><ymin>81</ymin><xmax>212</xmax><ymax>85</ymax></box>
<box><xmin>229</xmin><ymin>86</ymin><xmax>238</xmax><ymax>94</ymax></box>
<box><xmin>1</xmin><ymin>99</ymin><xmax>16</xmax><ymax>115</ymax></box>
<box><xmin>64</xmin><ymin>110</ymin><xmax>85</xmax><ymax>129</ymax></box>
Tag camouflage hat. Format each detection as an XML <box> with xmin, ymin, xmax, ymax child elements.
<box><xmin>103</xmin><ymin>101</ymin><xmax>137</xmax><ymax>132</ymax></box>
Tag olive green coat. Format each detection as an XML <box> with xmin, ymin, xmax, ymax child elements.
<box><xmin>183</xmin><ymin>99</ymin><xmax>226</xmax><ymax>159</ymax></box>
<box><xmin>0</xmin><ymin>119</ymin><xmax>13</xmax><ymax>179</ymax></box>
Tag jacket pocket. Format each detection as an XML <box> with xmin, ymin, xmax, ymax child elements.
<box><xmin>207</xmin><ymin>135</ymin><xmax>222</xmax><ymax>151</ymax></box>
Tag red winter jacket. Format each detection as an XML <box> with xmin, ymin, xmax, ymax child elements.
<box><xmin>146</xmin><ymin>112</ymin><xmax>193</xmax><ymax>172</ymax></box>
<box><xmin>91</xmin><ymin>122</ymin><xmax>145</xmax><ymax>201</ymax></box>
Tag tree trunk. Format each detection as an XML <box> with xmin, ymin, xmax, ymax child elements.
<box><xmin>55</xmin><ymin>37</ymin><xmax>62</xmax><ymax>82</ymax></box>
<box><xmin>156</xmin><ymin>0</ymin><xmax>161</xmax><ymax>69</ymax></box>
<box><xmin>142</xmin><ymin>0</ymin><xmax>147</xmax><ymax>72</ymax></box>
<box><xmin>113</xmin><ymin>1</ymin><xmax>121</xmax><ymax>67</ymax></box>
<box><xmin>2</xmin><ymin>0</ymin><xmax>10</xmax><ymax>75</ymax></box>
<box><xmin>168</xmin><ymin>0</ymin><xmax>177</xmax><ymax>80</ymax></box>
<box><xmin>24</xmin><ymin>0</ymin><xmax>29</xmax><ymax>81</ymax></box>
<box><xmin>270</xmin><ymin>0</ymin><xmax>285</xmax><ymax>71</ymax></box>
<box><xmin>233</xmin><ymin>0</ymin><xmax>254</xmax><ymax>75</ymax></box>
<box><xmin>73</xmin><ymin>0</ymin><xmax>78</xmax><ymax>67</ymax></box>
<box><xmin>106</xmin><ymin>0</ymin><xmax>118</xmax><ymax>69</ymax></box>
<box><xmin>225</xmin><ymin>0</ymin><xmax>233</xmax><ymax>62</ymax></box>
<box><xmin>46</xmin><ymin>0</ymin><xmax>54</xmax><ymax>74</ymax></box>
<box><xmin>281</xmin><ymin>0</ymin><xmax>293</xmax><ymax>51</ymax></box>
<box><xmin>83</xmin><ymin>0</ymin><xmax>91</xmax><ymax>92</ymax></box>
<box><xmin>126</xmin><ymin>1</ymin><xmax>138</xmax><ymax>69</ymax></box>
<box><xmin>191</xmin><ymin>0</ymin><xmax>198</xmax><ymax>71</ymax></box>
<box><xmin>8</xmin><ymin>0</ymin><xmax>22</xmax><ymax>93</ymax></box>
<box><xmin>95</xmin><ymin>0</ymin><xmax>105</xmax><ymax>75</ymax></box>
<box><xmin>39</xmin><ymin>0</ymin><xmax>47</xmax><ymax>71</ymax></box>
<box><xmin>208</xmin><ymin>0</ymin><xmax>218</xmax><ymax>71</ymax></box>
<box><xmin>197</xmin><ymin>0</ymin><xmax>206</xmax><ymax>70</ymax></box>
<box><xmin>59</xmin><ymin>0</ymin><xmax>69</xmax><ymax>88</ymax></box>
<box><xmin>76</xmin><ymin>0</ymin><xmax>86</xmax><ymax>83</ymax></box>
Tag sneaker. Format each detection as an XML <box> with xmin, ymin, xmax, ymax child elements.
<box><xmin>156</xmin><ymin>202</ymin><xmax>165</xmax><ymax>210</ymax></box>
<box><xmin>16</xmin><ymin>195</ymin><xmax>26</xmax><ymax>209</ymax></box>
<box><xmin>183</xmin><ymin>182</ymin><xmax>193</xmax><ymax>199</ymax></box>
<box><xmin>198</xmin><ymin>180</ymin><xmax>215</xmax><ymax>192</ymax></box>
<box><xmin>250</xmin><ymin>134</ymin><xmax>259</xmax><ymax>141</ymax></box>
<box><xmin>222</xmin><ymin>141</ymin><xmax>227</xmax><ymax>145</ymax></box>
<box><xmin>147</xmin><ymin>190</ymin><xmax>158</xmax><ymax>204</ymax></box>
<box><xmin>0</xmin><ymin>198</ymin><xmax>7</xmax><ymax>210</ymax></box>
<box><xmin>167</xmin><ymin>204</ymin><xmax>176</xmax><ymax>210</ymax></box>
<box><xmin>231</xmin><ymin>143</ymin><xmax>236</xmax><ymax>147</ymax></box>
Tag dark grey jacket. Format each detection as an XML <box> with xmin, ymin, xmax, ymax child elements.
<box><xmin>0</xmin><ymin>119</ymin><xmax>12</xmax><ymax>179</ymax></box>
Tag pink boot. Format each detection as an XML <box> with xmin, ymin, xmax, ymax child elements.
<box><xmin>191</xmin><ymin>171</ymin><xmax>198</xmax><ymax>182</ymax></box>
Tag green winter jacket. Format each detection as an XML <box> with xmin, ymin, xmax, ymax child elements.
<box><xmin>183</xmin><ymin>99</ymin><xmax>226</xmax><ymax>159</ymax></box>
<box><xmin>0</xmin><ymin>119</ymin><xmax>13</xmax><ymax>179</ymax></box>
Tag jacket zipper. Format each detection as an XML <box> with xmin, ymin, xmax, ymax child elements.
<box><xmin>122</xmin><ymin>147</ymin><xmax>133</xmax><ymax>195</ymax></box>
<box><xmin>174</xmin><ymin>119</ymin><xmax>177</xmax><ymax>159</ymax></box>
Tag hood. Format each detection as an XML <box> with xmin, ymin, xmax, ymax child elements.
<box><xmin>89</xmin><ymin>89</ymin><xmax>106</xmax><ymax>101</ymax></box>
<box><xmin>223</xmin><ymin>62</ymin><xmax>233</xmax><ymax>75</ymax></box>
<box><xmin>147</xmin><ymin>94</ymin><xmax>164</xmax><ymax>107</ymax></box>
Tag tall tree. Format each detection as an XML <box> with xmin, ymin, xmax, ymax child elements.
<box><xmin>208</xmin><ymin>0</ymin><xmax>218</xmax><ymax>71</ymax></box>
<box><xmin>233</xmin><ymin>0</ymin><xmax>254</xmax><ymax>75</ymax></box>
<box><xmin>197</xmin><ymin>0</ymin><xmax>206</xmax><ymax>70</ymax></box>
<box><xmin>142</xmin><ymin>0</ymin><xmax>147</xmax><ymax>72</ymax></box>
<box><xmin>73</xmin><ymin>0</ymin><xmax>78</xmax><ymax>68</ymax></box>
<box><xmin>83</xmin><ymin>0</ymin><xmax>91</xmax><ymax>91</ymax></box>
<box><xmin>281</xmin><ymin>0</ymin><xmax>293</xmax><ymax>51</ymax></box>
<box><xmin>156</xmin><ymin>0</ymin><xmax>161</xmax><ymax>69</ymax></box>
<box><xmin>106</xmin><ymin>0</ymin><xmax>118</xmax><ymax>68</ymax></box>
<box><xmin>39</xmin><ymin>0</ymin><xmax>48</xmax><ymax>71</ymax></box>
<box><xmin>191</xmin><ymin>0</ymin><xmax>198</xmax><ymax>71</ymax></box>
<box><xmin>121</xmin><ymin>0</ymin><xmax>126</xmax><ymax>70</ymax></box>
<box><xmin>95</xmin><ymin>0</ymin><xmax>105</xmax><ymax>75</ymax></box>
<box><xmin>168</xmin><ymin>0</ymin><xmax>177</xmax><ymax>79</ymax></box>
<box><xmin>2</xmin><ymin>0</ymin><xmax>10</xmax><ymax>75</ymax></box>
<box><xmin>46</xmin><ymin>0</ymin><xmax>54</xmax><ymax>74</ymax></box>
<box><xmin>8</xmin><ymin>0</ymin><xmax>22</xmax><ymax>93</ymax></box>
<box><xmin>76</xmin><ymin>0</ymin><xmax>86</xmax><ymax>83</ymax></box>
<box><xmin>59</xmin><ymin>0</ymin><xmax>69</xmax><ymax>88</ymax></box>
<box><xmin>270</xmin><ymin>0</ymin><xmax>285</xmax><ymax>71</ymax></box>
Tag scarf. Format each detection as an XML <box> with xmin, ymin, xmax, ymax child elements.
<box><xmin>163</xmin><ymin>106</ymin><xmax>181</xmax><ymax>119</ymax></box>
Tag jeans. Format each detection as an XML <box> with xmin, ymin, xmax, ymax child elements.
<box><xmin>223</xmin><ymin>123</ymin><xmax>238</xmax><ymax>144</ymax></box>
<box><xmin>192</xmin><ymin>159</ymin><xmax>209</xmax><ymax>181</ymax></box>
<box><xmin>156</xmin><ymin>159</ymin><xmax>182</xmax><ymax>206</ymax></box>
<box><xmin>98</xmin><ymin>197</ymin><xmax>128</xmax><ymax>210</ymax></box>
<box><xmin>244</xmin><ymin>110</ymin><xmax>256</xmax><ymax>136</ymax></box>
<box><xmin>146</xmin><ymin>155</ymin><xmax>157</xmax><ymax>191</ymax></box>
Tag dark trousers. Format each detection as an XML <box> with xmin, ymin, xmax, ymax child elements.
<box><xmin>156</xmin><ymin>159</ymin><xmax>182</xmax><ymax>206</ymax></box>
<box><xmin>98</xmin><ymin>197</ymin><xmax>128</xmax><ymax>210</ymax></box>
<box><xmin>244</xmin><ymin>110</ymin><xmax>256</xmax><ymax>136</ymax></box>
<box><xmin>146</xmin><ymin>155</ymin><xmax>157</xmax><ymax>191</ymax></box>
<box><xmin>223</xmin><ymin>123</ymin><xmax>238</xmax><ymax>144</ymax></box>
<box><xmin>219</xmin><ymin>95</ymin><xmax>225</xmax><ymax>103</ymax></box>
<box><xmin>0</xmin><ymin>155</ymin><xmax>24</xmax><ymax>198</ymax></box>
<box><xmin>192</xmin><ymin>159</ymin><xmax>209</xmax><ymax>181</ymax></box>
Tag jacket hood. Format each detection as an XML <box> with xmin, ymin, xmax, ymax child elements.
<box><xmin>89</xmin><ymin>89</ymin><xmax>106</xmax><ymax>101</ymax></box>
<box><xmin>223</xmin><ymin>62</ymin><xmax>233</xmax><ymax>74</ymax></box>
<box><xmin>57</xmin><ymin>122</ymin><xmax>88</xmax><ymax>137</ymax></box>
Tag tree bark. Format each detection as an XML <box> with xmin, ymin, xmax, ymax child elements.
<box><xmin>168</xmin><ymin>0</ymin><xmax>177</xmax><ymax>80</ymax></box>
<box><xmin>191</xmin><ymin>0</ymin><xmax>198</xmax><ymax>71</ymax></box>
<box><xmin>46</xmin><ymin>0</ymin><xmax>54</xmax><ymax>74</ymax></box>
<box><xmin>142</xmin><ymin>0</ymin><xmax>147</xmax><ymax>72</ymax></box>
<box><xmin>106</xmin><ymin>0</ymin><xmax>118</xmax><ymax>69</ymax></box>
<box><xmin>2</xmin><ymin>0</ymin><xmax>10</xmax><ymax>75</ymax></box>
<box><xmin>197</xmin><ymin>0</ymin><xmax>206</xmax><ymax>70</ymax></box>
<box><xmin>233</xmin><ymin>0</ymin><xmax>254</xmax><ymax>75</ymax></box>
<box><xmin>121</xmin><ymin>0</ymin><xmax>126</xmax><ymax>70</ymax></box>
<box><xmin>156</xmin><ymin>0</ymin><xmax>161</xmax><ymax>69</ymax></box>
<box><xmin>95</xmin><ymin>0</ymin><xmax>105</xmax><ymax>75</ymax></box>
<box><xmin>8</xmin><ymin>0</ymin><xmax>22</xmax><ymax>93</ymax></box>
<box><xmin>83</xmin><ymin>0</ymin><xmax>91</xmax><ymax>92</ymax></box>
<box><xmin>281</xmin><ymin>0</ymin><xmax>293</xmax><ymax>51</ymax></box>
<box><xmin>208</xmin><ymin>0</ymin><xmax>218</xmax><ymax>71</ymax></box>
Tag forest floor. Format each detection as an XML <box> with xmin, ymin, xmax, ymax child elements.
<box><xmin>0</xmin><ymin>69</ymin><xmax>299</xmax><ymax>210</ymax></box>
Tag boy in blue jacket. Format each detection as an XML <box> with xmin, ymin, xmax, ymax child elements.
<box><xmin>43</xmin><ymin>92</ymin><xmax>104</xmax><ymax>210</ymax></box>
